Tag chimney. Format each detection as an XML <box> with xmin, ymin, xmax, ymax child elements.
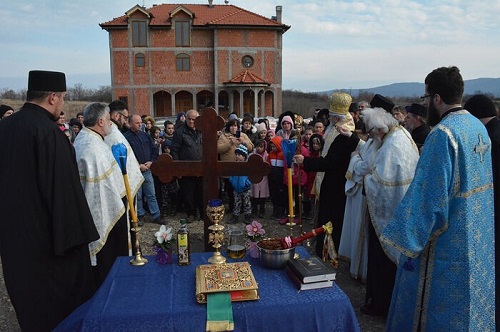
<box><xmin>208</xmin><ymin>0</ymin><xmax>213</xmax><ymax>8</ymax></box>
<box><xmin>276</xmin><ymin>6</ymin><xmax>282</xmax><ymax>23</ymax></box>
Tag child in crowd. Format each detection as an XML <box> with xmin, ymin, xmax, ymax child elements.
<box><xmin>254</xmin><ymin>123</ymin><xmax>268</xmax><ymax>145</ymax></box>
<box><xmin>229</xmin><ymin>144</ymin><xmax>252</xmax><ymax>223</ymax></box>
<box><xmin>250</xmin><ymin>139</ymin><xmax>270</xmax><ymax>218</ymax></box>
<box><xmin>265</xmin><ymin>129</ymin><xmax>275</xmax><ymax>145</ymax></box>
<box><xmin>280</xmin><ymin>135</ymin><xmax>308</xmax><ymax>225</ymax></box>
<box><xmin>267</xmin><ymin>136</ymin><xmax>285</xmax><ymax>220</ymax></box>
<box><xmin>305</xmin><ymin>134</ymin><xmax>324</xmax><ymax>222</ymax></box>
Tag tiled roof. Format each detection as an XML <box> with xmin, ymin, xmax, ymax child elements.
<box><xmin>224</xmin><ymin>70</ymin><xmax>270</xmax><ymax>86</ymax></box>
<box><xmin>100</xmin><ymin>3</ymin><xmax>289</xmax><ymax>30</ymax></box>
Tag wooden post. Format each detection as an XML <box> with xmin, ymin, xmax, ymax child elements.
<box><xmin>151</xmin><ymin>107</ymin><xmax>270</xmax><ymax>251</ymax></box>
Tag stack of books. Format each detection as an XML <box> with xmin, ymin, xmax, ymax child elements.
<box><xmin>286</xmin><ymin>256</ymin><xmax>337</xmax><ymax>291</ymax></box>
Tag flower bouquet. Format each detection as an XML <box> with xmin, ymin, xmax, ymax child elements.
<box><xmin>245</xmin><ymin>220</ymin><xmax>265</xmax><ymax>258</ymax></box>
<box><xmin>154</xmin><ymin>225</ymin><xmax>175</xmax><ymax>264</ymax></box>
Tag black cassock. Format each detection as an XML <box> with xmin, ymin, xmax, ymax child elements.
<box><xmin>485</xmin><ymin>117</ymin><xmax>500</xmax><ymax>326</ymax></box>
<box><xmin>303</xmin><ymin>133</ymin><xmax>360</xmax><ymax>256</ymax></box>
<box><xmin>0</xmin><ymin>103</ymin><xmax>99</xmax><ymax>331</ymax></box>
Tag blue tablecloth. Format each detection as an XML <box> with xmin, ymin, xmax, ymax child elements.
<box><xmin>55</xmin><ymin>247</ymin><xmax>360</xmax><ymax>331</ymax></box>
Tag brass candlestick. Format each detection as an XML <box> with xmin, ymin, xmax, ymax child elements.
<box><xmin>207</xmin><ymin>199</ymin><xmax>226</xmax><ymax>264</ymax></box>
<box><xmin>130</xmin><ymin>221</ymin><xmax>148</xmax><ymax>266</ymax></box>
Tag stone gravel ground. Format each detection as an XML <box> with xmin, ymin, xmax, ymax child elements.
<box><xmin>0</xmin><ymin>202</ymin><xmax>386</xmax><ymax>331</ymax></box>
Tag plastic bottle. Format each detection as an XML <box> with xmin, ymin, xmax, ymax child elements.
<box><xmin>177</xmin><ymin>219</ymin><xmax>190</xmax><ymax>265</ymax></box>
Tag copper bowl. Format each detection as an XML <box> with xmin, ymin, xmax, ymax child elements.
<box><xmin>256</xmin><ymin>239</ymin><xmax>295</xmax><ymax>269</ymax></box>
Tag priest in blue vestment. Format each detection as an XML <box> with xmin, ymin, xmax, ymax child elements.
<box><xmin>381</xmin><ymin>66</ymin><xmax>495</xmax><ymax>331</ymax></box>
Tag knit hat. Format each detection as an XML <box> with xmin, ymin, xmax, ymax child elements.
<box><xmin>329</xmin><ymin>92</ymin><xmax>352</xmax><ymax>116</ymax></box>
<box><xmin>0</xmin><ymin>105</ymin><xmax>14</xmax><ymax>118</ymax></box>
<box><xmin>235</xmin><ymin>144</ymin><xmax>248</xmax><ymax>158</ymax></box>
<box><xmin>281</xmin><ymin>115</ymin><xmax>293</xmax><ymax>126</ymax></box>
<box><xmin>465</xmin><ymin>94</ymin><xmax>498</xmax><ymax>119</ymax></box>
<box><xmin>370</xmin><ymin>94</ymin><xmax>394</xmax><ymax>113</ymax></box>
<box><xmin>28</xmin><ymin>70</ymin><xmax>66</xmax><ymax>92</ymax></box>
<box><xmin>256</xmin><ymin>122</ymin><xmax>267</xmax><ymax>133</ymax></box>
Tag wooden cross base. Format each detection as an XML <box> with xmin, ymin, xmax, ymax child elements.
<box><xmin>151</xmin><ymin>107</ymin><xmax>270</xmax><ymax>251</ymax></box>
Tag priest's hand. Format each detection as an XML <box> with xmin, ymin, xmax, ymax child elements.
<box><xmin>336</xmin><ymin>126</ymin><xmax>352</xmax><ymax>137</ymax></box>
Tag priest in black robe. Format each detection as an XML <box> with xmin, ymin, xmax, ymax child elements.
<box><xmin>293</xmin><ymin>92</ymin><xmax>360</xmax><ymax>256</ymax></box>
<box><xmin>0</xmin><ymin>70</ymin><xmax>99</xmax><ymax>331</ymax></box>
<box><xmin>464</xmin><ymin>94</ymin><xmax>500</xmax><ymax>326</ymax></box>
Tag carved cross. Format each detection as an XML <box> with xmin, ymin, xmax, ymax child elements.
<box><xmin>151</xmin><ymin>107</ymin><xmax>270</xmax><ymax>251</ymax></box>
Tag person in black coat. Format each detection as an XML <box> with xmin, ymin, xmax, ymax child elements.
<box><xmin>405</xmin><ymin>103</ymin><xmax>430</xmax><ymax>153</ymax></box>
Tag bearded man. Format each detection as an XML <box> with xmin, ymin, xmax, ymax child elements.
<box><xmin>381</xmin><ymin>66</ymin><xmax>495</xmax><ymax>330</ymax></box>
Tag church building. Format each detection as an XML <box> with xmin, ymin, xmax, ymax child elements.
<box><xmin>100</xmin><ymin>2</ymin><xmax>290</xmax><ymax>118</ymax></box>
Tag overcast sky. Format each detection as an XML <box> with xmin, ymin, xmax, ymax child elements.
<box><xmin>1</xmin><ymin>0</ymin><xmax>499</xmax><ymax>92</ymax></box>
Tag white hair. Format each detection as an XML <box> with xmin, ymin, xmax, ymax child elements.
<box><xmin>362</xmin><ymin>107</ymin><xmax>399</xmax><ymax>134</ymax></box>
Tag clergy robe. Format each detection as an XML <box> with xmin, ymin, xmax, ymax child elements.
<box><xmin>381</xmin><ymin>110</ymin><xmax>495</xmax><ymax>331</ymax></box>
<box><xmin>482</xmin><ymin>116</ymin><xmax>500</xmax><ymax>326</ymax></box>
<box><xmin>74</xmin><ymin>127</ymin><xmax>128</xmax><ymax>284</ymax></box>
<box><xmin>0</xmin><ymin>103</ymin><xmax>99</xmax><ymax>331</ymax></box>
<box><xmin>303</xmin><ymin>131</ymin><xmax>360</xmax><ymax>256</ymax></box>
<box><xmin>104</xmin><ymin>123</ymin><xmax>144</xmax><ymax>257</ymax></box>
<box><xmin>363</xmin><ymin>126</ymin><xmax>419</xmax><ymax>316</ymax></box>
<box><xmin>410</xmin><ymin>123</ymin><xmax>430</xmax><ymax>150</ymax></box>
<box><xmin>339</xmin><ymin>138</ymin><xmax>381</xmax><ymax>281</ymax></box>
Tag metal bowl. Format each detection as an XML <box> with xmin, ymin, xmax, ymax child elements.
<box><xmin>256</xmin><ymin>240</ymin><xmax>296</xmax><ymax>269</ymax></box>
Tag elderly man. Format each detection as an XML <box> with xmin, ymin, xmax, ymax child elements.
<box><xmin>74</xmin><ymin>102</ymin><xmax>129</xmax><ymax>285</ymax></box>
<box><xmin>293</xmin><ymin>92</ymin><xmax>360</xmax><ymax>256</ymax></box>
<box><xmin>171</xmin><ymin>109</ymin><xmax>203</xmax><ymax>222</ymax></box>
<box><xmin>361</xmin><ymin>107</ymin><xmax>419</xmax><ymax>317</ymax></box>
<box><xmin>125</xmin><ymin>114</ymin><xmax>162</xmax><ymax>225</ymax></box>
<box><xmin>0</xmin><ymin>70</ymin><xmax>99</xmax><ymax>331</ymax></box>
<box><xmin>405</xmin><ymin>103</ymin><xmax>430</xmax><ymax>152</ymax></box>
<box><xmin>381</xmin><ymin>67</ymin><xmax>495</xmax><ymax>330</ymax></box>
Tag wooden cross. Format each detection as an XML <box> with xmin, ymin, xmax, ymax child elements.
<box><xmin>151</xmin><ymin>107</ymin><xmax>270</xmax><ymax>251</ymax></box>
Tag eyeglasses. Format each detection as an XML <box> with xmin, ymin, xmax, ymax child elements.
<box><xmin>187</xmin><ymin>117</ymin><xmax>196</xmax><ymax>121</ymax></box>
<box><xmin>420</xmin><ymin>94</ymin><xmax>431</xmax><ymax>101</ymax></box>
<box><xmin>367</xmin><ymin>127</ymin><xmax>375</xmax><ymax>134</ymax></box>
<box><xmin>118</xmin><ymin>112</ymin><xmax>129</xmax><ymax>120</ymax></box>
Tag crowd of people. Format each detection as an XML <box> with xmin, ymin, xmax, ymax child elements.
<box><xmin>0</xmin><ymin>65</ymin><xmax>497</xmax><ymax>331</ymax></box>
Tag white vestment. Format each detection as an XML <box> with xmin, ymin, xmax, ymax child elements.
<box><xmin>339</xmin><ymin>138</ymin><xmax>381</xmax><ymax>281</ymax></box>
<box><xmin>104</xmin><ymin>123</ymin><xmax>144</xmax><ymax>198</ymax></box>
<box><xmin>364</xmin><ymin>126</ymin><xmax>419</xmax><ymax>264</ymax></box>
<box><xmin>74</xmin><ymin>127</ymin><xmax>127</xmax><ymax>265</ymax></box>
<box><xmin>104</xmin><ymin>123</ymin><xmax>144</xmax><ymax>255</ymax></box>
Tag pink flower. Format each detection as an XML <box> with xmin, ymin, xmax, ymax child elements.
<box><xmin>246</xmin><ymin>220</ymin><xmax>265</xmax><ymax>240</ymax></box>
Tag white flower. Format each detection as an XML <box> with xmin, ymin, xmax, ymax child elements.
<box><xmin>155</xmin><ymin>225</ymin><xmax>173</xmax><ymax>244</ymax></box>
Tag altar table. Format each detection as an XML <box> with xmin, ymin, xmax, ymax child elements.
<box><xmin>55</xmin><ymin>247</ymin><xmax>360</xmax><ymax>331</ymax></box>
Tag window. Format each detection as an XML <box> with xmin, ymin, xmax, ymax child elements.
<box><xmin>242</xmin><ymin>55</ymin><xmax>254</xmax><ymax>68</ymax></box>
<box><xmin>135</xmin><ymin>53</ymin><xmax>145</xmax><ymax>67</ymax></box>
<box><xmin>132</xmin><ymin>21</ymin><xmax>147</xmax><ymax>47</ymax></box>
<box><xmin>175</xmin><ymin>21</ymin><xmax>190</xmax><ymax>46</ymax></box>
<box><xmin>176</xmin><ymin>53</ymin><xmax>190</xmax><ymax>71</ymax></box>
